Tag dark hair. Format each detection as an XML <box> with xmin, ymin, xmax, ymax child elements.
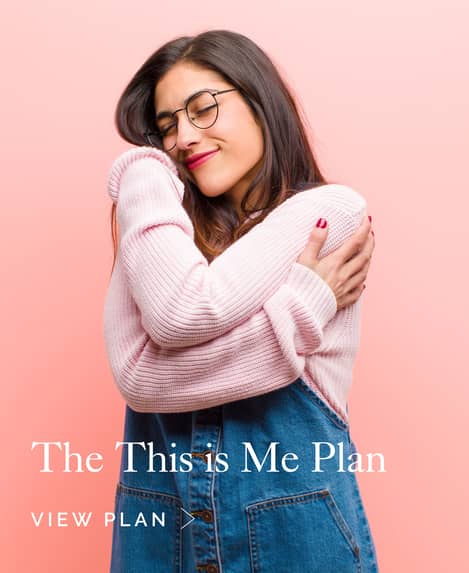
<box><xmin>110</xmin><ymin>29</ymin><xmax>331</xmax><ymax>272</ymax></box>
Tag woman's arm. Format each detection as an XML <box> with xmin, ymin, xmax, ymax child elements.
<box><xmin>104</xmin><ymin>259</ymin><xmax>341</xmax><ymax>413</ymax></box>
<box><xmin>108</xmin><ymin>146</ymin><xmax>367</xmax><ymax>349</ymax></box>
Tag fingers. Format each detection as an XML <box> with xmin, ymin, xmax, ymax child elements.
<box><xmin>338</xmin><ymin>283</ymin><xmax>366</xmax><ymax>310</ymax></box>
<box><xmin>334</xmin><ymin>214</ymin><xmax>372</xmax><ymax>264</ymax></box>
<box><xmin>343</xmin><ymin>262</ymin><xmax>369</xmax><ymax>293</ymax></box>
<box><xmin>342</xmin><ymin>232</ymin><xmax>374</xmax><ymax>281</ymax></box>
<box><xmin>298</xmin><ymin>213</ymin><xmax>375</xmax><ymax>310</ymax></box>
<box><xmin>296</xmin><ymin>217</ymin><xmax>329</xmax><ymax>266</ymax></box>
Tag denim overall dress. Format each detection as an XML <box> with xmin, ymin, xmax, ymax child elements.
<box><xmin>109</xmin><ymin>377</ymin><xmax>379</xmax><ymax>572</ymax></box>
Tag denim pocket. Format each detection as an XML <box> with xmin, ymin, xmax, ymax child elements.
<box><xmin>246</xmin><ymin>489</ymin><xmax>361</xmax><ymax>573</ymax></box>
<box><xmin>110</xmin><ymin>483</ymin><xmax>182</xmax><ymax>573</ymax></box>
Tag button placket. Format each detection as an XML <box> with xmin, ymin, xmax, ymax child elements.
<box><xmin>189</xmin><ymin>407</ymin><xmax>223</xmax><ymax>571</ymax></box>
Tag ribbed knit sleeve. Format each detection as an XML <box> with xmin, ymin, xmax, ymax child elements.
<box><xmin>103</xmin><ymin>147</ymin><xmax>368</xmax><ymax>416</ymax></box>
<box><xmin>107</xmin><ymin>147</ymin><xmax>365</xmax><ymax>349</ymax></box>
<box><xmin>104</xmin><ymin>259</ymin><xmax>340</xmax><ymax>413</ymax></box>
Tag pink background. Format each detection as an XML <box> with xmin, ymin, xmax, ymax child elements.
<box><xmin>2</xmin><ymin>1</ymin><xmax>468</xmax><ymax>571</ymax></box>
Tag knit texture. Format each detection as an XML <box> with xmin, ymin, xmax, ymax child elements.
<box><xmin>103</xmin><ymin>146</ymin><xmax>368</xmax><ymax>422</ymax></box>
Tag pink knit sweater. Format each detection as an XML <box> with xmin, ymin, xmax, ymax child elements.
<box><xmin>103</xmin><ymin>147</ymin><xmax>368</xmax><ymax>422</ymax></box>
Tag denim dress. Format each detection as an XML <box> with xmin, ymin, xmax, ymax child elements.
<box><xmin>109</xmin><ymin>377</ymin><xmax>379</xmax><ymax>572</ymax></box>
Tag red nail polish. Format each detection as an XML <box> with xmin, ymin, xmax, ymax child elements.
<box><xmin>368</xmin><ymin>215</ymin><xmax>372</xmax><ymax>223</ymax></box>
<box><xmin>316</xmin><ymin>218</ymin><xmax>327</xmax><ymax>228</ymax></box>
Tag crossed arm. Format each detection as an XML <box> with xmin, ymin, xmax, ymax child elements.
<box><xmin>103</xmin><ymin>147</ymin><xmax>367</xmax><ymax>412</ymax></box>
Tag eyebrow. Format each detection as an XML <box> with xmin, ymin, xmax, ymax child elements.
<box><xmin>155</xmin><ymin>88</ymin><xmax>215</xmax><ymax>120</ymax></box>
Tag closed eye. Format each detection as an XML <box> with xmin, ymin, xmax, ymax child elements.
<box><xmin>159</xmin><ymin>123</ymin><xmax>177</xmax><ymax>136</ymax></box>
<box><xmin>193</xmin><ymin>104</ymin><xmax>217</xmax><ymax>117</ymax></box>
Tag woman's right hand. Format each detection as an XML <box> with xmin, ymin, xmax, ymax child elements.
<box><xmin>296</xmin><ymin>214</ymin><xmax>375</xmax><ymax>311</ymax></box>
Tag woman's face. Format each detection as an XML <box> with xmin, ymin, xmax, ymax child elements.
<box><xmin>154</xmin><ymin>62</ymin><xmax>264</xmax><ymax>211</ymax></box>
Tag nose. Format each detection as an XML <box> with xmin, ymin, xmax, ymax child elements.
<box><xmin>174</xmin><ymin>113</ymin><xmax>202</xmax><ymax>152</ymax></box>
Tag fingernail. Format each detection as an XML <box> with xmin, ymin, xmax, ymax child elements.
<box><xmin>363</xmin><ymin>284</ymin><xmax>367</xmax><ymax>289</ymax></box>
<box><xmin>368</xmin><ymin>215</ymin><xmax>372</xmax><ymax>223</ymax></box>
<box><xmin>316</xmin><ymin>218</ymin><xmax>327</xmax><ymax>228</ymax></box>
<box><xmin>371</xmin><ymin>230</ymin><xmax>375</xmax><ymax>236</ymax></box>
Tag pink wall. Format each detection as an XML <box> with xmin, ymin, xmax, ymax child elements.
<box><xmin>2</xmin><ymin>1</ymin><xmax>468</xmax><ymax>571</ymax></box>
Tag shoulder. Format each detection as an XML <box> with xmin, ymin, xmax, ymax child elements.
<box><xmin>258</xmin><ymin>184</ymin><xmax>367</xmax><ymax>226</ymax></box>
<box><xmin>254</xmin><ymin>183</ymin><xmax>368</xmax><ymax>234</ymax></box>
<box><xmin>286</xmin><ymin>184</ymin><xmax>367</xmax><ymax>215</ymax></box>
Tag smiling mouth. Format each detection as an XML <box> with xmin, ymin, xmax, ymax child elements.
<box><xmin>186</xmin><ymin>150</ymin><xmax>219</xmax><ymax>170</ymax></box>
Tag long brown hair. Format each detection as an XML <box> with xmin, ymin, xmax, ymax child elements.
<box><xmin>110</xmin><ymin>30</ymin><xmax>330</xmax><ymax>273</ymax></box>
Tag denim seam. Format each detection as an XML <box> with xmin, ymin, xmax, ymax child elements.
<box><xmin>116</xmin><ymin>482</ymin><xmax>182</xmax><ymax>505</ymax></box>
<box><xmin>324</xmin><ymin>492</ymin><xmax>361</xmax><ymax>560</ymax></box>
<box><xmin>246</xmin><ymin>489</ymin><xmax>330</xmax><ymax>511</ymax></box>
<box><xmin>347</xmin><ymin>473</ymin><xmax>380</xmax><ymax>569</ymax></box>
<box><xmin>294</xmin><ymin>377</ymin><xmax>350</xmax><ymax>430</ymax></box>
<box><xmin>211</xmin><ymin>411</ymin><xmax>225</xmax><ymax>572</ymax></box>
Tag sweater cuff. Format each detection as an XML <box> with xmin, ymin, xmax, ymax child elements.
<box><xmin>107</xmin><ymin>146</ymin><xmax>181</xmax><ymax>204</ymax></box>
<box><xmin>284</xmin><ymin>262</ymin><xmax>338</xmax><ymax>326</ymax></box>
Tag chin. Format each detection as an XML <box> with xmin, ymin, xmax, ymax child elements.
<box><xmin>198</xmin><ymin>187</ymin><xmax>230</xmax><ymax>199</ymax></box>
<box><xmin>195</xmin><ymin>178</ymin><xmax>233</xmax><ymax>199</ymax></box>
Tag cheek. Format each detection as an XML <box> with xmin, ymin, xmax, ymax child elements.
<box><xmin>223</xmin><ymin>114</ymin><xmax>263</xmax><ymax>161</ymax></box>
<box><xmin>236</xmin><ymin>125</ymin><xmax>264</xmax><ymax>168</ymax></box>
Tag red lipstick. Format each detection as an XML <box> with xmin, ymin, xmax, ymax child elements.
<box><xmin>185</xmin><ymin>149</ymin><xmax>219</xmax><ymax>170</ymax></box>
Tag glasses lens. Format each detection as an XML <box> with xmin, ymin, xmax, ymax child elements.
<box><xmin>151</xmin><ymin>91</ymin><xmax>219</xmax><ymax>152</ymax></box>
<box><xmin>187</xmin><ymin>92</ymin><xmax>218</xmax><ymax>129</ymax></box>
<box><xmin>155</xmin><ymin>117</ymin><xmax>177</xmax><ymax>151</ymax></box>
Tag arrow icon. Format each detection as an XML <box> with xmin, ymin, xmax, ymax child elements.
<box><xmin>180</xmin><ymin>507</ymin><xmax>195</xmax><ymax>530</ymax></box>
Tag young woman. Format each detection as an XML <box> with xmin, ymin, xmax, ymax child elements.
<box><xmin>104</xmin><ymin>30</ymin><xmax>378</xmax><ymax>572</ymax></box>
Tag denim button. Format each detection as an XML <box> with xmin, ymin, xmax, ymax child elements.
<box><xmin>192</xmin><ymin>509</ymin><xmax>213</xmax><ymax>522</ymax></box>
<box><xmin>192</xmin><ymin>449</ymin><xmax>212</xmax><ymax>463</ymax></box>
<box><xmin>200</xmin><ymin>509</ymin><xmax>213</xmax><ymax>522</ymax></box>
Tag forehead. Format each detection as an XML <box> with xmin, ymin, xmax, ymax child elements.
<box><xmin>154</xmin><ymin>62</ymin><xmax>228</xmax><ymax>111</ymax></box>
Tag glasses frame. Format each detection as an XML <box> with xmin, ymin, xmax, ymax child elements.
<box><xmin>144</xmin><ymin>88</ymin><xmax>238</xmax><ymax>152</ymax></box>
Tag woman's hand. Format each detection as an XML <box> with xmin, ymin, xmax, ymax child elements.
<box><xmin>296</xmin><ymin>214</ymin><xmax>375</xmax><ymax>311</ymax></box>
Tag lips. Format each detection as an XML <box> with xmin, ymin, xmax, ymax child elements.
<box><xmin>185</xmin><ymin>149</ymin><xmax>219</xmax><ymax>169</ymax></box>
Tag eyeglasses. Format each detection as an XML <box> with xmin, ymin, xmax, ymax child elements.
<box><xmin>144</xmin><ymin>88</ymin><xmax>238</xmax><ymax>152</ymax></box>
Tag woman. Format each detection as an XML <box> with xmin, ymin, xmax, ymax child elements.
<box><xmin>104</xmin><ymin>29</ymin><xmax>378</xmax><ymax>572</ymax></box>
